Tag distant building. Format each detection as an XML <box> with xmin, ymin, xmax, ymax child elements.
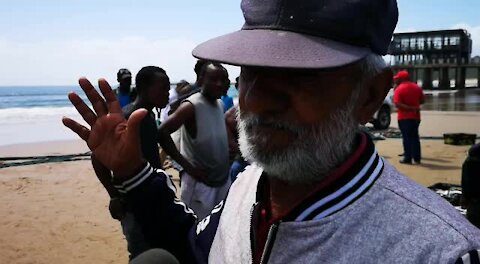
<box><xmin>388</xmin><ymin>29</ymin><xmax>480</xmax><ymax>90</ymax></box>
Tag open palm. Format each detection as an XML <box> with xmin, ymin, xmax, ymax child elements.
<box><xmin>63</xmin><ymin>78</ymin><xmax>147</xmax><ymax>178</ymax></box>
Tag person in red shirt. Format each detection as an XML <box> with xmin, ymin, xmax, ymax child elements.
<box><xmin>393</xmin><ymin>71</ymin><xmax>425</xmax><ymax>164</ymax></box>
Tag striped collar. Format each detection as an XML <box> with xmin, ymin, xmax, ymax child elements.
<box><xmin>256</xmin><ymin>132</ymin><xmax>384</xmax><ymax>222</ymax></box>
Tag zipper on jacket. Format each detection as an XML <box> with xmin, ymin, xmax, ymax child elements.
<box><xmin>259</xmin><ymin>221</ymin><xmax>280</xmax><ymax>264</ymax></box>
<box><xmin>250</xmin><ymin>202</ymin><xmax>259</xmax><ymax>264</ymax></box>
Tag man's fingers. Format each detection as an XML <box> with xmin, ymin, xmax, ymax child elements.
<box><xmin>62</xmin><ymin>117</ymin><xmax>91</xmax><ymax>142</ymax></box>
<box><xmin>98</xmin><ymin>79</ymin><xmax>122</xmax><ymax>114</ymax></box>
<box><xmin>68</xmin><ymin>92</ymin><xmax>97</xmax><ymax>126</ymax></box>
<box><xmin>79</xmin><ymin>78</ymin><xmax>108</xmax><ymax>117</ymax></box>
<box><xmin>125</xmin><ymin>109</ymin><xmax>148</xmax><ymax>144</ymax></box>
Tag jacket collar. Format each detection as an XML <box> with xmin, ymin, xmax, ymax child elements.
<box><xmin>256</xmin><ymin>132</ymin><xmax>384</xmax><ymax>222</ymax></box>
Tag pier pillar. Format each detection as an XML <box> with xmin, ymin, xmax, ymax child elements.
<box><xmin>440</xmin><ymin>67</ymin><xmax>450</xmax><ymax>90</ymax></box>
<box><xmin>423</xmin><ymin>68</ymin><xmax>432</xmax><ymax>90</ymax></box>
<box><xmin>456</xmin><ymin>67</ymin><xmax>466</xmax><ymax>90</ymax></box>
<box><xmin>477</xmin><ymin>67</ymin><xmax>480</xmax><ymax>88</ymax></box>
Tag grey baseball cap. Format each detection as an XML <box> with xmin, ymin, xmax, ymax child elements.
<box><xmin>193</xmin><ymin>0</ymin><xmax>398</xmax><ymax>69</ymax></box>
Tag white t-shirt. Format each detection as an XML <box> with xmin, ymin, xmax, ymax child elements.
<box><xmin>160</xmin><ymin>87</ymin><xmax>179</xmax><ymax>122</ymax></box>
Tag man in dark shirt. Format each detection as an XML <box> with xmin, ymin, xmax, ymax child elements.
<box><xmin>91</xmin><ymin>66</ymin><xmax>170</xmax><ymax>259</ymax></box>
<box><xmin>122</xmin><ymin>101</ymin><xmax>162</xmax><ymax>169</ymax></box>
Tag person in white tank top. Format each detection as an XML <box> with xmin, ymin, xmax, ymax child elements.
<box><xmin>157</xmin><ymin>62</ymin><xmax>231</xmax><ymax>218</ymax></box>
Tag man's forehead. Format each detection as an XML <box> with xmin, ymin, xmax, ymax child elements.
<box><xmin>241</xmin><ymin>63</ymin><xmax>360</xmax><ymax>77</ymax></box>
<box><xmin>153</xmin><ymin>72</ymin><xmax>170</xmax><ymax>81</ymax></box>
<box><xmin>205</xmin><ymin>64</ymin><xmax>228</xmax><ymax>76</ymax></box>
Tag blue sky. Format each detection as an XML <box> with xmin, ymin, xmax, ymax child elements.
<box><xmin>1</xmin><ymin>0</ymin><xmax>479</xmax><ymax>85</ymax></box>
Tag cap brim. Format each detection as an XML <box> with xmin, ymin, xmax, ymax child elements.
<box><xmin>193</xmin><ymin>29</ymin><xmax>371</xmax><ymax>69</ymax></box>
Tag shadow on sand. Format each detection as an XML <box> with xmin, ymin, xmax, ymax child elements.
<box><xmin>416</xmin><ymin>162</ymin><xmax>459</xmax><ymax>171</ymax></box>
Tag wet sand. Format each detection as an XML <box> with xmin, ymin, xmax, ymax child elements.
<box><xmin>0</xmin><ymin>140</ymin><xmax>89</xmax><ymax>157</ymax></box>
<box><xmin>423</xmin><ymin>88</ymin><xmax>480</xmax><ymax>111</ymax></box>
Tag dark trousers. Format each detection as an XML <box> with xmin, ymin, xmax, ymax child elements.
<box><xmin>398</xmin><ymin>119</ymin><xmax>421</xmax><ymax>162</ymax></box>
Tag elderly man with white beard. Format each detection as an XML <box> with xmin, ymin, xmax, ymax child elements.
<box><xmin>63</xmin><ymin>0</ymin><xmax>480</xmax><ymax>263</ymax></box>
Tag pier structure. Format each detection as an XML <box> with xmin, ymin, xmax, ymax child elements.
<box><xmin>389</xmin><ymin>29</ymin><xmax>480</xmax><ymax>90</ymax></box>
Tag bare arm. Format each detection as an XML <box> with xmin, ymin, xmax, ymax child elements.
<box><xmin>91</xmin><ymin>154</ymin><xmax>119</xmax><ymax>198</ymax></box>
<box><xmin>225</xmin><ymin>106</ymin><xmax>240</xmax><ymax>159</ymax></box>
<box><xmin>395</xmin><ymin>102</ymin><xmax>419</xmax><ymax>111</ymax></box>
<box><xmin>158</xmin><ymin>102</ymin><xmax>207</xmax><ymax>181</ymax></box>
<box><xmin>91</xmin><ymin>155</ymin><xmax>126</xmax><ymax>220</ymax></box>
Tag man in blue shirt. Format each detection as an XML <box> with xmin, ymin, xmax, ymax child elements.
<box><xmin>116</xmin><ymin>68</ymin><xmax>135</xmax><ymax>108</ymax></box>
<box><xmin>221</xmin><ymin>75</ymin><xmax>234</xmax><ymax>112</ymax></box>
<box><xmin>221</xmin><ymin>96</ymin><xmax>234</xmax><ymax>113</ymax></box>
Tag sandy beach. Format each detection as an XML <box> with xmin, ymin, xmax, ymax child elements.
<box><xmin>0</xmin><ymin>111</ymin><xmax>478</xmax><ymax>263</ymax></box>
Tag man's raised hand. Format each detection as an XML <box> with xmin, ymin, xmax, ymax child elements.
<box><xmin>62</xmin><ymin>78</ymin><xmax>146</xmax><ymax>179</ymax></box>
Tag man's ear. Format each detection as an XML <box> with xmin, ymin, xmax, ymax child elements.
<box><xmin>355</xmin><ymin>68</ymin><xmax>393</xmax><ymax>125</ymax></box>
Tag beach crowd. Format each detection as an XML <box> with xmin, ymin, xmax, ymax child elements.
<box><xmin>62</xmin><ymin>0</ymin><xmax>480</xmax><ymax>263</ymax></box>
<box><xmin>90</xmin><ymin>61</ymin><xmax>248</xmax><ymax>260</ymax></box>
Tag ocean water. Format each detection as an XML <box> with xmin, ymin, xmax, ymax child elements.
<box><xmin>0</xmin><ymin>85</ymin><xmax>238</xmax><ymax>146</ymax></box>
<box><xmin>0</xmin><ymin>86</ymin><xmax>86</xmax><ymax>146</ymax></box>
<box><xmin>1</xmin><ymin>84</ymin><xmax>478</xmax><ymax>147</ymax></box>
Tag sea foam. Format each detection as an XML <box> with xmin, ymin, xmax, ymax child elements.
<box><xmin>0</xmin><ymin>107</ymin><xmax>81</xmax><ymax>124</ymax></box>
<box><xmin>0</xmin><ymin>107</ymin><xmax>87</xmax><ymax>146</ymax></box>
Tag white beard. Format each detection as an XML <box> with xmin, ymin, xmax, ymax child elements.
<box><xmin>237</xmin><ymin>95</ymin><xmax>360</xmax><ymax>184</ymax></box>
